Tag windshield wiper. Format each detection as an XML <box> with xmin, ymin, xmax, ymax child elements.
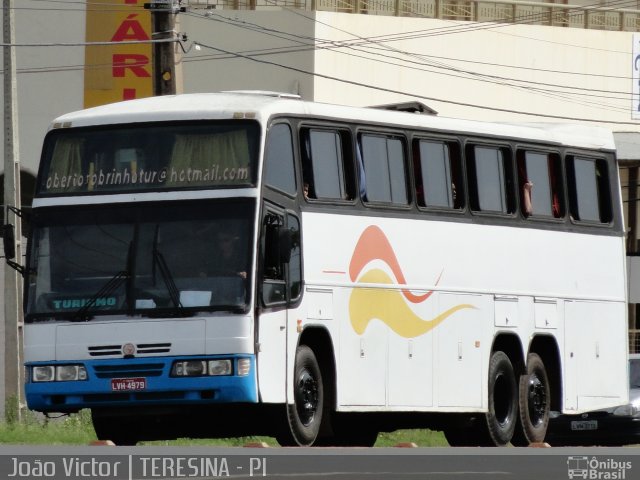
<box><xmin>72</xmin><ymin>240</ymin><xmax>134</xmax><ymax>321</ymax></box>
<box><xmin>72</xmin><ymin>270</ymin><xmax>129</xmax><ymax>321</ymax></box>
<box><xmin>152</xmin><ymin>225</ymin><xmax>188</xmax><ymax>315</ymax></box>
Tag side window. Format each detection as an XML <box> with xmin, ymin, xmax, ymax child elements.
<box><xmin>467</xmin><ymin>145</ymin><xmax>515</xmax><ymax>214</ymax></box>
<box><xmin>261</xmin><ymin>211</ymin><xmax>302</xmax><ymax>306</ymax></box>
<box><xmin>414</xmin><ymin>139</ymin><xmax>464</xmax><ymax>210</ymax></box>
<box><xmin>567</xmin><ymin>156</ymin><xmax>612</xmax><ymax>223</ymax></box>
<box><xmin>264</xmin><ymin>123</ymin><xmax>296</xmax><ymax>196</ymax></box>
<box><xmin>301</xmin><ymin>128</ymin><xmax>355</xmax><ymax>201</ymax></box>
<box><xmin>262</xmin><ymin>212</ymin><xmax>286</xmax><ymax>306</ymax></box>
<box><xmin>360</xmin><ymin>133</ymin><xmax>408</xmax><ymax>205</ymax></box>
<box><xmin>517</xmin><ymin>151</ymin><xmax>564</xmax><ymax>218</ymax></box>
<box><xmin>288</xmin><ymin>215</ymin><xmax>302</xmax><ymax>301</ymax></box>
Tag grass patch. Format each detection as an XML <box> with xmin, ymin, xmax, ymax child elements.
<box><xmin>0</xmin><ymin>409</ymin><xmax>97</xmax><ymax>445</ymax></box>
<box><xmin>0</xmin><ymin>404</ymin><xmax>447</xmax><ymax>447</ymax></box>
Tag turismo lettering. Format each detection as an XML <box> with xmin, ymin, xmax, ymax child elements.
<box><xmin>52</xmin><ymin>297</ymin><xmax>117</xmax><ymax>310</ymax></box>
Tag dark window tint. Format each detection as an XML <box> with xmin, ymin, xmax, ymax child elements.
<box><xmin>262</xmin><ymin>212</ymin><xmax>286</xmax><ymax>305</ymax></box>
<box><xmin>38</xmin><ymin>121</ymin><xmax>259</xmax><ymax>195</ymax></box>
<box><xmin>517</xmin><ymin>151</ymin><xmax>563</xmax><ymax>218</ymax></box>
<box><xmin>288</xmin><ymin>215</ymin><xmax>302</xmax><ymax>301</ymax></box>
<box><xmin>467</xmin><ymin>145</ymin><xmax>514</xmax><ymax>214</ymax></box>
<box><xmin>360</xmin><ymin>134</ymin><xmax>408</xmax><ymax>204</ymax></box>
<box><xmin>567</xmin><ymin>156</ymin><xmax>612</xmax><ymax>223</ymax></box>
<box><xmin>414</xmin><ymin>139</ymin><xmax>463</xmax><ymax>209</ymax></box>
<box><xmin>301</xmin><ymin>129</ymin><xmax>354</xmax><ymax>201</ymax></box>
<box><xmin>264</xmin><ymin>124</ymin><xmax>296</xmax><ymax>195</ymax></box>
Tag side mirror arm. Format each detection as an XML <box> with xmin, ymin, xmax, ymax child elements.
<box><xmin>2</xmin><ymin>206</ymin><xmax>25</xmax><ymax>275</ymax></box>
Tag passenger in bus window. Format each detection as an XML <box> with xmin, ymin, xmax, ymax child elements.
<box><xmin>523</xmin><ymin>180</ymin><xmax>533</xmax><ymax>216</ymax></box>
<box><xmin>216</xmin><ymin>231</ymin><xmax>247</xmax><ymax>279</ymax></box>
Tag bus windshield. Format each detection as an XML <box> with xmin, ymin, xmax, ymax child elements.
<box><xmin>38</xmin><ymin>120</ymin><xmax>260</xmax><ymax>195</ymax></box>
<box><xmin>26</xmin><ymin>199</ymin><xmax>255</xmax><ymax>321</ymax></box>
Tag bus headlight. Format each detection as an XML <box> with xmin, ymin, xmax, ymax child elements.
<box><xmin>208</xmin><ymin>360</ymin><xmax>232</xmax><ymax>376</ymax></box>
<box><xmin>172</xmin><ymin>361</ymin><xmax>207</xmax><ymax>377</ymax></box>
<box><xmin>32</xmin><ymin>365</ymin><xmax>87</xmax><ymax>382</ymax></box>
<box><xmin>32</xmin><ymin>366</ymin><xmax>55</xmax><ymax>382</ymax></box>
<box><xmin>56</xmin><ymin>365</ymin><xmax>88</xmax><ymax>382</ymax></box>
<box><xmin>171</xmin><ymin>359</ymin><xmax>233</xmax><ymax>376</ymax></box>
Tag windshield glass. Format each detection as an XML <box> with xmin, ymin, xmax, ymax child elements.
<box><xmin>38</xmin><ymin>120</ymin><xmax>259</xmax><ymax>195</ymax></box>
<box><xmin>26</xmin><ymin>199</ymin><xmax>254</xmax><ymax>321</ymax></box>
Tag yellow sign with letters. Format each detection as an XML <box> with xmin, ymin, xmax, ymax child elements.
<box><xmin>84</xmin><ymin>0</ymin><xmax>153</xmax><ymax>108</ymax></box>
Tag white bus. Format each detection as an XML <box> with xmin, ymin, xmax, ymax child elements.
<box><xmin>7</xmin><ymin>91</ymin><xmax>628</xmax><ymax>446</ymax></box>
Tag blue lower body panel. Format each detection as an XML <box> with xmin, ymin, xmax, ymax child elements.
<box><xmin>25</xmin><ymin>355</ymin><xmax>258</xmax><ymax>413</ymax></box>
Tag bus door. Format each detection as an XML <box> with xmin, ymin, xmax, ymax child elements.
<box><xmin>257</xmin><ymin>205</ymin><xmax>301</xmax><ymax>403</ymax></box>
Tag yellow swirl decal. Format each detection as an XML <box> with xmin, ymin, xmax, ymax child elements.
<box><xmin>348</xmin><ymin>227</ymin><xmax>474</xmax><ymax>337</ymax></box>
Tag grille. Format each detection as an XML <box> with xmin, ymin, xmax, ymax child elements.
<box><xmin>92</xmin><ymin>363</ymin><xmax>165</xmax><ymax>378</ymax></box>
<box><xmin>84</xmin><ymin>391</ymin><xmax>186</xmax><ymax>402</ymax></box>
<box><xmin>88</xmin><ymin>343</ymin><xmax>171</xmax><ymax>356</ymax></box>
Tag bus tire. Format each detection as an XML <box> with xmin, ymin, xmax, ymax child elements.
<box><xmin>282</xmin><ymin>345</ymin><xmax>324</xmax><ymax>446</ymax></box>
<box><xmin>485</xmin><ymin>350</ymin><xmax>518</xmax><ymax>446</ymax></box>
<box><xmin>513</xmin><ymin>353</ymin><xmax>550</xmax><ymax>445</ymax></box>
<box><xmin>444</xmin><ymin>427</ymin><xmax>480</xmax><ymax>447</ymax></box>
<box><xmin>91</xmin><ymin>411</ymin><xmax>138</xmax><ymax>446</ymax></box>
<box><xmin>317</xmin><ymin>413</ymin><xmax>378</xmax><ymax>447</ymax></box>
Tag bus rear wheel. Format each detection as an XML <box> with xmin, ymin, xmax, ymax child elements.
<box><xmin>277</xmin><ymin>345</ymin><xmax>324</xmax><ymax>446</ymax></box>
<box><xmin>512</xmin><ymin>353</ymin><xmax>550</xmax><ymax>445</ymax></box>
<box><xmin>91</xmin><ymin>411</ymin><xmax>138</xmax><ymax>446</ymax></box>
<box><xmin>484</xmin><ymin>350</ymin><xmax>518</xmax><ymax>446</ymax></box>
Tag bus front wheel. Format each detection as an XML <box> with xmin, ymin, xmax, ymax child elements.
<box><xmin>91</xmin><ymin>411</ymin><xmax>138</xmax><ymax>446</ymax></box>
<box><xmin>278</xmin><ymin>345</ymin><xmax>324</xmax><ymax>446</ymax></box>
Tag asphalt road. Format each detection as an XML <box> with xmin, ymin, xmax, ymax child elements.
<box><xmin>1</xmin><ymin>446</ymin><xmax>639</xmax><ymax>480</ymax></box>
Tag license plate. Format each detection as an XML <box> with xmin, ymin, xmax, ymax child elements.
<box><xmin>111</xmin><ymin>377</ymin><xmax>146</xmax><ymax>391</ymax></box>
<box><xmin>571</xmin><ymin>420</ymin><xmax>598</xmax><ymax>431</ymax></box>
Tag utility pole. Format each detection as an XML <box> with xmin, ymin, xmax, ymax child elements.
<box><xmin>144</xmin><ymin>0</ymin><xmax>182</xmax><ymax>95</ymax></box>
<box><xmin>2</xmin><ymin>0</ymin><xmax>23</xmax><ymax>421</ymax></box>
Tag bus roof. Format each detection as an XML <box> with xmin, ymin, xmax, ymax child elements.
<box><xmin>50</xmin><ymin>91</ymin><xmax>616</xmax><ymax>151</ymax></box>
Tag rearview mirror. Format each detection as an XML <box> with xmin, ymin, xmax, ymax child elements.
<box><xmin>2</xmin><ymin>224</ymin><xmax>16</xmax><ymax>260</ymax></box>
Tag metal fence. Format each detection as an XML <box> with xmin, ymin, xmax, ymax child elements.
<box><xmin>186</xmin><ymin>0</ymin><xmax>640</xmax><ymax>31</ymax></box>
<box><xmin>631</xmin><ymin>329</ymin><xmax>640</xmax><ymax>354</ymax></box>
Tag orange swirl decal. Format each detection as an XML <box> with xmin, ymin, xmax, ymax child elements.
<box><xmin>348</xmin><ymin>226</ymin><xmax>474</xmax><ymax>338</ymax></box>
<box><xmin>349</xmin><ymin>225</ymin><xmax>440</xmax><ymax>303</ymax></box>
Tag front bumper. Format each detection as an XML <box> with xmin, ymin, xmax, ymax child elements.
<box><xmin>25</xmin><ymin>355</ymin><xmax>257</xmax><ymax>413</ymax></box>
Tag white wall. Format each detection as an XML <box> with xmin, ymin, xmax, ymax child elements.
<box><xmin>182</xmin><ymin>10</ymin><xmax>638</xmax><ymax>131</ymax></box>
<box><xmin>9</xmin><ymin>1</ymin><xmax>86</xmax><ymax>176</ymax></box>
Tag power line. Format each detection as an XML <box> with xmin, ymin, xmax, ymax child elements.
<box><xmin>0</xmin><ymin>38</ymin><xmax>178</xmax><ymax>47</ymax></box>
<box><xmin>193</xmin><ymin>40</ymin><xmax>640</xmax><ymax>125</ymax></box>
<box><xmin>184</xmin><ymin>11</ymin><xmax>634</xmax><ymax>114</ymax></box>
